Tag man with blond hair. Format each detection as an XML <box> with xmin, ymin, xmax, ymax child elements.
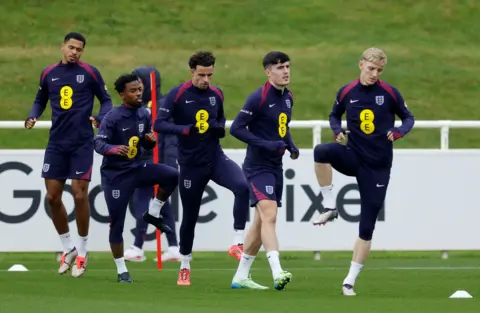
<box><xmin>312</xmin><ymin>47</ymin><xmax>414</xmax><ymax>296</ymax></box>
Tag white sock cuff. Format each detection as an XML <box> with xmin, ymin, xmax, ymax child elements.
<box><xmin>320</xmin><ymin>184</ymin><xmax>333</xmax><ymax>191</ymax></box>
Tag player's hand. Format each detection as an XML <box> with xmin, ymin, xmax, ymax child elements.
<box><xmin>289</xmin><ymin>148</ymin><xmax>300</xmax><ymax>160</ymax></box>
<box><xmin>208</xmin><ymin>127</ymin><xmax>226</xmax><ymax>138</ymax></box>
<box><xmin>335</xmin><ymin>130</ymin><xmax>350</xmax><ymax>145</ymax></box>
<box><xmin>115</xmin><ymin>145</ymin><xmax>130</xmax><ymax>157</ymax></box>
<box><xmin>265</xmin><ymin>140</ymin><xmax>287</xmax><ymax>153</ymax></box>
<box><xmin>89</xmin><ymin>116</ymin><xmax>99</xmax><ymax>128</ymax></box>
<box><xmin>387</xmin><ymin>128</ymin><xmax>403</xmax><ymax>141</ymax></box>
<box><xmin>188</xmin><ymin>125</ymin><xmax>199</xmax><ymax>135</ymax></box>
<box><xmin>144</xmin><ymin>132</ymin><xmax>157</xmax><ymax>142</ymax></box>
<box><xmin>25</xmin><ymin>118</ymin><xmax>37</xmax><ymax>129</ymax></box>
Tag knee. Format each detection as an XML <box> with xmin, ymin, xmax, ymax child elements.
<box><xmin>72</xmin><ymin>185</ymin><xmax>89</xmax><ymax>203</ymax></box>
<box><xmin>258</xmin><ymin>201</ymin><xmax>277</xmax><ymax>224</ymax></box>
<box><xmin>313</xmin><ymin>144</ymin><xmax>330</xmax><ymax>163</ymax></box>
<box><xmin>46</xmin><ymin>192</ymin><xmax>62</xmax><ymax>207</ymax></box>
<box><xmin>109</xmin><ymin>217</ymin><xmax>125</xmax><ymax>244</ymax></box>
<box><xmin>358</xmin><ymin>221</ymin><xmax>375</xmax><ymax>241</ymax></box>
<box><xmin>234</xmin><ymin>181</ymin><xmax>250</xmax><ymax>197</ymax></box>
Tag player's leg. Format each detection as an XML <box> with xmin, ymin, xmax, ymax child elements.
<box><xmin>68</xmin><ymin>142</ymin><xmax>94</xmax><ymax>277</ymax></box>
<box><xmin>312</xmin><ymin>143</ymin><xmax>358</xmax><ymax>225</ymax></box>
<box><xmin>231</xmin><ymin>207</ymin><xmax>268</xmax><ymax>290</ymax></box>
<box><xmin>124</xmin><ymin>186</ymin><xmax>152</xmax><ymax>262</ymax></box>
<box><xmin>41</xmin><ymin>145</ymin><xmax>76</xmax><ymax>274</ymax></box>
<box><xmin>249</xmin><ymin>172</ymin><xmax>292</xmax><ymax>290</ymax></box>
<box><xmin>103</xmin><ymin>180</ymin><xmax>135</xmax><ymax>283</ymax></box>
<box><xmin>210</xmin><ymin>154</ymin><xmax>250</xmax><ymax>260</ymax></box>
<box><xmin>159</xmin><ymin>199</ymin><xmax>181</xmax><ymax>261</ymax></box>
<box><xmin>158</xmin><ymin>155</ymin><xmax>180</xmax><ymax>262</ymax></box>
<box><xmin>135</xmin><ymin>163</ymin><xmax>178</xmax><ymax>233</ymax></box>
<box><xmin>177</xmin><ymin>165</ymin><xmax>211</xmax><ymax>286</ymax></box>
<box><xmin>342</xmin><ymin>166</ymin><xmax>391</xmax><ymax>296</ymax></box>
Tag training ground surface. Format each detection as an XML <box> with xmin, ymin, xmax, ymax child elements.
<box><xmin>0</xmin><ymin>251</ymin><xmax>478</xmax><ymax>312</ymax></box>
<box><xmin>0</xmin><ymin>0</ymin><xmax>479</xmax><ymax>149</ymax></box>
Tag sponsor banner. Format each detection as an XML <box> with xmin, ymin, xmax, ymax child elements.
<box><xmin>0</xmin><ymin>149</ymin><xmax>478</xmax><ymax>252</ymax></box>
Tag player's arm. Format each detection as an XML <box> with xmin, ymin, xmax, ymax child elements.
<box><xmin>90</xmin><ymin>66</ymin><xmax>113</xmax><ymax>127</ymax></box>
<box><xmin>388</xmin><ymin>88</ymin><xmax>415</xmax><ymax>141</ymax></box>
<box><xmin>93</xmin><ymin>112</ymin><xmax>129</xmax><ymax>156</ymax></box>
<box><xmin>209</xmin><ymin>89</ymin><xmax>226</xmax><ymax>138</ymax></box>
<box><xmin>25</xmin><ymin>70</ymin><xmax>49</xmax><ymax>129</ymax></box>
<box><xmin>230</xmin><ymin>93</ymin><xmax>285</xmax><ymax>152</ymax></box>
<box><xmin>329</xmin><ymin>88</ymin><xmax>347</xmax><ymax>137</ymax></box>
<box><xmin>141</xmin><ymin>112</ymin><xmax>157</xmax><ymax>149</ymax></box>
<box><xmin>283</xmin><ymin>94</ymin><xmax>299</xmax><ymax>159</ymax></box>
<box><xmin>153</xmin><ymin>87</ymin><xmax>195</xmax><ymax>136</ymax></box>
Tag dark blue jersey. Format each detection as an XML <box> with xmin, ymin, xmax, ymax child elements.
<box><xmin>153</xmin><ymin>81</ymin><xmax>225</xmax><ymax>166</ymax></box>
<box><xmin>230</xmin><ymin>81</ymin><xmax>297</xmax><ymax>175</ymax></box>
<box><xmin>93</xmin><ymin>105</ymin><xmax>155</xmax><ymax>180</ymax></box>
<box><xmin>28</xmin><ymin>61</ymin><xmax>113</xmax><ymax>145</ymax></box>
<box><xmin>330</xmin><ymin>79</ymin><xmax>414</xmax><ymax>168</ymax></box>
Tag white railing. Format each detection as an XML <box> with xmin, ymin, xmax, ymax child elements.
<box><xmin>1</xmin><ymin>120</ymin><xmax>480</xmax><ymax>149</ymax></box>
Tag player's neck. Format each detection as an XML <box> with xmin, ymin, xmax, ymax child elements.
<box><xmin>268</xmin><ymin>80</ymin><xmax>286</xmax><ymax>94</ymax></box>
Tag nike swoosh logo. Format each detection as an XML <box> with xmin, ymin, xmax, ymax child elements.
<box><xmin>376</xmin><ymin>184</ymin><xmax>385</xmax><ymax>187</ymax></box>
<box><xmin>52</xmin><ymin>78</ymin><xmax>59</xmax><ymax>81</ymax></box>
<box><xmin>269</xmin><ymin>104</ymin><xmax>275</xmax><ymax>108</ymax></box>
<box><xmin>186</xmin><ymin>100</ymin><xmax>194</xmax><ymax>103</ymax></box>
<box><xmin>122</xmin><ymin>128</ymin><xmax>129</xmax><ymax>131</ymax></box>
<box><xmin>76</xmin><ymin>171</ymin><xmax>84</xmax><ymax>175</ymax></box>
<box><xmin>350</xmin><ymin>99</ymin><xmax>359</xmax><ymax>103</ymax></box>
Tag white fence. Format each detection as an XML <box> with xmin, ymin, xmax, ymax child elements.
<box><xmin>1</xmin><ymin>120</ymin><xmax>480</xmax><ymax>149</ymax></box>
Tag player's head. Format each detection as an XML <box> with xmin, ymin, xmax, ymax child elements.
<box><xmin>263</xmin><ymin>51</ymin><xmax>290</xmax><ymax>88</ymax></box>
<box><xmin>189</xmin><ymin>51</ymin><xmax>216</xmax><ymax>89</ymax></box>
<box><xmin>61</xmin><ymin>32</ymin><xmax>86</xmax><ymax>64</ymax></box>
<box><xmin>114</xmin><ymin>74</ymin><xmax>143</xmax><ymax>108</ymax></box>
<box><xmin>359</xmin><ymin>47</ymin><xmax>387</xmax><ymax>85</ymax></box>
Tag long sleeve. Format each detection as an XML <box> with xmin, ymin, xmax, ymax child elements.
<box><xmin>392</xmin><ymin>88</ymin><xmax>415</xmax><ymax>136</ymax></box>
<box><xmin>141</xmin><ymin>112</ymin><xmax>156</xmax><ymax>150</ymax></box>
<box><xmin>153</xmin><ymin>87</ymin><xmax>191</xmax><ymax>135</ymax></box>
<box><xmin>216</xmin><ymin>89</ymin><xmax>226</xmax><ymax>128</ymax></box>
<box><xmin>329</xmin><ymin>88</ymin><xmax>346</xmax><ymax>136</ymax></box>
<box><xmin>230</xmin><ymin>93</ymin><xmax>272</xmax><ymax>147</ymax></box>
<box><xmin>28</xmin><ymin>70</ymin><xmax>49</xmax><ymax>119</ymax></box>
<box><xmin>94</xmin><ymin>112</ymin><xmax>118</xmax><ymax>155</ymax></box>
<box><xmin>284</xmin><ymin>129</ymin><xmax>297</xmax><ymax>152</ymax></box>
<box><xmin>91</xmin><ymin>66</ymin><xmax>113</xmax><ymax>127</ymax></box>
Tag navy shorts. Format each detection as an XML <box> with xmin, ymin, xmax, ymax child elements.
<box><xmin>315</xmin><ymin>143</ymin><xmax>390</xmax><ymax>216</ymax></box>
<box><xmin>247</xmin><ymin>170</ymin><xmax>283</xmax><ymax>208</ymax></box>
<box><xmin>41</xmin><ymin>141</ymin><xmax>94</xmax><ymax>181</ymax></box>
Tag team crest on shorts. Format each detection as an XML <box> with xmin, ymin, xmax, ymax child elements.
<box><xmin>76</xmin><ymin>75</ymin><xmax>84</xmax><ymax>84</ymax></box>
<box><xmin>265</xmin><ymin>185</ymin><xmax>274</xmax><ymax>195</ymax></box>
<box><xmin>285</xmin><ymin>99</ymin><xmax>291</xmax><ymax>108</ymax></box>
<box><xmin>375</xmin><ymin>96</ymin><xmax>384</xmax><ymax>105</ymax></box>
<box><xmin>42</xmin><ymin>163</ymin><xmax>50</xmax><ymax>172</ymax></box>
<box><xmin>138</xmin><ymin>123</ymin><xmax>144</xmax><ymax>133</ymax></box>
<box><xmin>209</xmin><ymin>97</ymin><xmax>216</xmax><ymax>106</ymax></box>
<box><xmin>184</xmin><ymin>180</ymin><xmax>191</xmax><ymax>189</ymax></box>
<box><xmin>112</xmin><ymin>190</ymin><xmax>120</xmax><ymax>199</ymax></box>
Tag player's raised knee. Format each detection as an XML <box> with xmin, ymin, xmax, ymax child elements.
<box><xmin>314</xmin><ymin>143</ymin><xmax>333</xmax><ymax>163</ymax></box>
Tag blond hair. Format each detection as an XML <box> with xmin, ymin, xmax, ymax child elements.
<box><xmin>361</xmin><ymin>47</ymin><xmax>387</xmax><ymax>65</ymax></box>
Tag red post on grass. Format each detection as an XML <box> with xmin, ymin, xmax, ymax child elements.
<box><xmin>150</xmin><ymin>71</ymin><xmax>162</xmax><ymax>270</ymax></box>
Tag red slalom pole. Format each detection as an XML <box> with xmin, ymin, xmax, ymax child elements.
<box><xmin>150</xmin><ymin>71</ymin><xmax>162</xmax><ymax>270</ymax></box>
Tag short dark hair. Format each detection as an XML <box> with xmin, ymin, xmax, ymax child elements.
<box><xmin>188</xmin><ymin>51</ymin><xmax>216</xmax><ymax>69</ymax></box>
<box><xmin>64</xmin><ymin>32</ymin><xmax>86</xmax><ymax>47</ymax></box>
<box><xmin>114</xmin><ymin>74</ymin><xmax>140</xmax><ymax>93</ymax></box>
<box><xmin>263</xmin><ymin>51</ymin><xmax>290</xmax><ymax>69</ymax></box>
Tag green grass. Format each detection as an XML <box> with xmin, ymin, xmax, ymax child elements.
<box><xmin>0</xmin><ymin>251</ymin><xmax>478</xmax><ymax>312</ymax></box>
<box><xmin>0</xmin><ymin>0</ymin><xmax>479</xmax><ymax>149</ymax></box>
